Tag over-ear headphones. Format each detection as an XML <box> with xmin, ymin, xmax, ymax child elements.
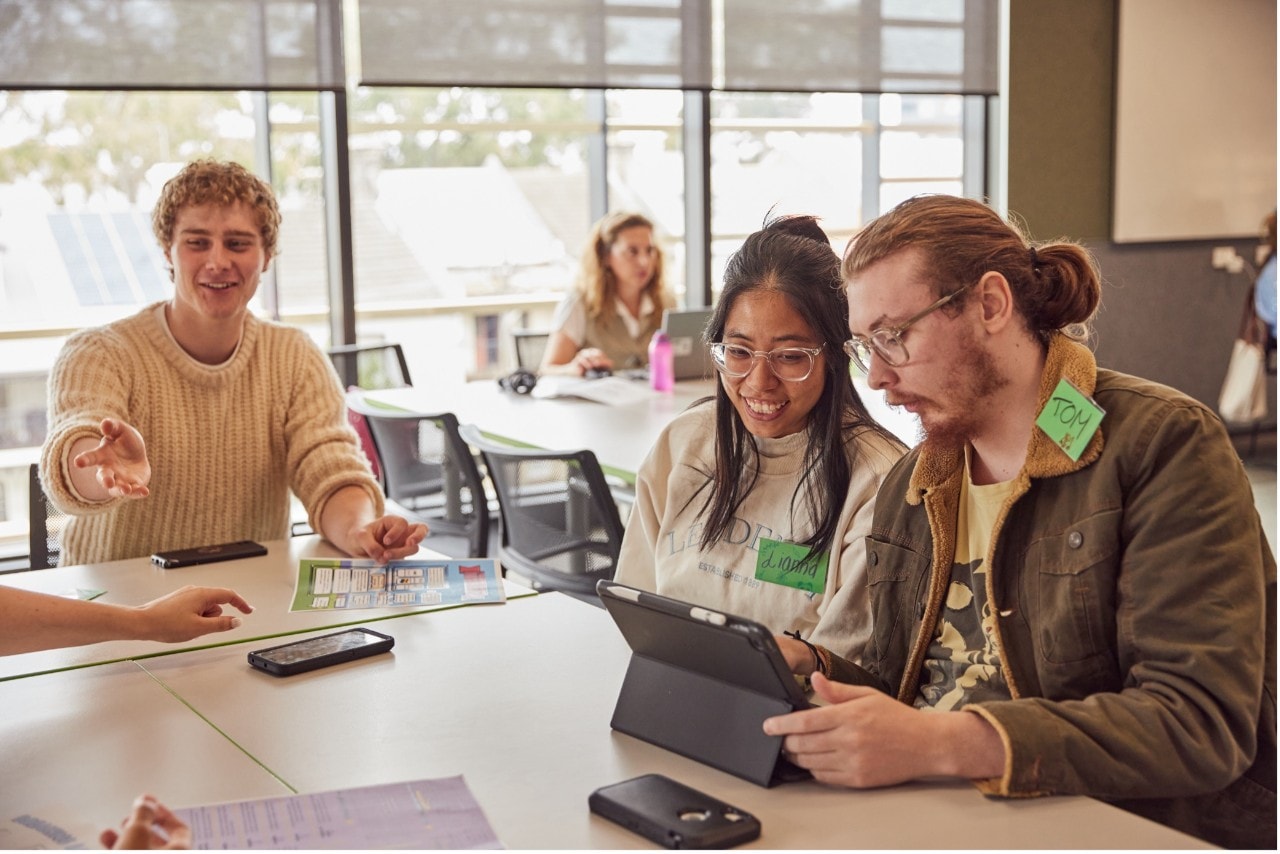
<box><xmin>497</xmin><ymin>367</ymin><xmax>538</xmax><ymax>395</ymax></box>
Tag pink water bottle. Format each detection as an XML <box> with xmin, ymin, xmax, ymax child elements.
<box><xmin>649</xmin><ymin>330</ymin><xmax>675</xmax><ymax>391</ymax></box>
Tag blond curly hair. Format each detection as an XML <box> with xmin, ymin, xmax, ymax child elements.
<box><xmin>151</xmin><ymin>159</ymin><xmax>281</xmax><ymax>258</ymax></box>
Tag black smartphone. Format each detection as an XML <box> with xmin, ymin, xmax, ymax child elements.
<box><xmin>151</xmin><ymin>540</ymin><xmax>267</xmax><ymax>568</ymax></box>
<box><xmin>247</xmin><ymin>628</ymin><xmax>395</xmax><ymax>677</ymax></box>
<box><xmin>589</xmin><ymin>774</ymin><xmax>761</xmax><ymax>849</ymax></box>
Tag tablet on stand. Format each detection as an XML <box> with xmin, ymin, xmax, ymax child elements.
<box><xmin>596</xmin><ymin>580</ymin><xmax>812</xmax><ymax>787</ymax></box>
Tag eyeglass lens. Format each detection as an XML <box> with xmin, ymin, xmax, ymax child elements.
<box><xmin>713</xmin><ymin>344</ymin><xmax>816</xmax><ymax>381</ymax></box>
<box><xmin>846</xmin><ymin>332</ymin><xmax>907</xmax><ymax>372</ymax></box>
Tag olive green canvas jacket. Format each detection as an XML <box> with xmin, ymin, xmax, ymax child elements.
<box><xmin>836</xmin><ymin>334</ymin><xmax>1276</xmax><ymax>849</ymax></box>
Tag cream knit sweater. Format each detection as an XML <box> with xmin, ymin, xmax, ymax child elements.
<box><xmin>616</xmin><ymin>402</ymin><xmax>904</xmax><ymax>663</ymax></box>
<box><xmin>41</xmin><ymin>304</ymin><xmax>383</xmax><ymax>565</ymax></box>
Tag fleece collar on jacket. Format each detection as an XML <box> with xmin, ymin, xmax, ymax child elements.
<box><xmin>892</xmin><ymin>333</ymin><xmax>1107</xmax><ymax>705</ymax></box>
<box><xmin>904</xmin><ymin>333</ymin><xmax>1106</xmax><ymax>504</ymax></box>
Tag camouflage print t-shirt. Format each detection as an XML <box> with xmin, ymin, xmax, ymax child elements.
<box><xmin>915</xmin><ymin>450</ymin><xmax>1017</xmax><ymax>711</ymax></box>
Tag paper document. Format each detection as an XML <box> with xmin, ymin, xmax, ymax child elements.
<box><xmin>530</xmin><ymin>375</ymin><xmax>655</xmax><ymax>406</ymax></box>
<box><xmin>1</xmin><ymin>808</ymin><xmax>96</xmax><ymax>849</ymax></box>
<box><xmin>175</xmin><ymin>776</ymin><xmax>502</xmax><ymax>849</ymax></box>
<box><xmin>290</xmin><ymin>557</ymin><xmax>506</xmax><ymax>612</ymax></box>
<box><xmin>2</xmin><ymin>777</ymin><xmax>502</xmax><ymax>850</ymax></box>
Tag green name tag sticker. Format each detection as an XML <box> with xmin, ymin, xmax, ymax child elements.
<box><xmin>755</xmin><ymin>537</ymin><xmax>828</xmax><ymax>594</ymax></box>
<box><xmin>1035</xmin><ymin>378</ymin><xmax>1105</xmax><ymax>461</ymax></box>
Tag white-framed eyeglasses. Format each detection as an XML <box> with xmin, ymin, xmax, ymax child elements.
<box><xmin>709</xmin><ymin>342</ymin><xmax>823</xmax><ymax>382</ymax></box>
<box><xmin>843</xmin><ymin>280</ymin><xmax>977</xmax><ymax>373</ymax></box>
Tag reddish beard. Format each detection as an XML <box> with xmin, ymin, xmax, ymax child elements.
<box><xmin>917</xmin><ymin>331</ymin><xmax>1008</xmax><ymax>452</ymax></box>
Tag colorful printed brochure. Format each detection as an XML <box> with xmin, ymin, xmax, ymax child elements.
<box><xmin>290</xmin><ymin>557</ymin><xmax>506</xmax><ymax>613</ymax></box>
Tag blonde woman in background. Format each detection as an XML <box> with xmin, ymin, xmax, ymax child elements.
<box><xmin>541</xmin><ymin>212</ymin><xmax>673</xmax><ymax>376</ymax></box>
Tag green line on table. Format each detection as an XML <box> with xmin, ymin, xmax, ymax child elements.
<box><xmin>138</xmin><ymin>662</ymin><xmax>298</xmax><ymax>794</ymax></box>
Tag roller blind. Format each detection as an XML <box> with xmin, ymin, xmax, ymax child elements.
<box><xmin>0</xmin><ymin>1</ymin><xmax>999</xmax><ymax>95</ymax></box>
<box><xmin>357</xmin><ymin>0</ymin><xmax>997</xmax><ymax>95</ymax></box>
<box><xmin>357</xmin><ymin>0</ymin><xmax>711</xmax><ymax>89</ymax></box>
<box><xmin>0</xmin><ymin>0</ymin><xmax>344</xmax><ymax>90</ymax></box>
<box><xmin>722</xmin><ymin>0</ymin><xmax>999</xmax><ymax>94</ymax></box>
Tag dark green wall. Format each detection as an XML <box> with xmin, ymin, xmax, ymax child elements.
<box><xmin>1007</xmin><ymin>0</ymin><xmax>1115</xmax><ymax>241</ymax></box>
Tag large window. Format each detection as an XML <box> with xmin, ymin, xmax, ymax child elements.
<box><xmin>344</xmin><ymin>87</ymin><xmax>599</xmax><ymax>383</ymax></box>
<box><xmin>0</xmin><ymin>0</ymin><xmax>998</xmax><ymax>560</ymax></box>
<box><xmin>0</xmin><ymin>89</ymin><xmax>330</xmax><ymax>555</ymax></box>
<box><xmin>343</xmin><ymin>87</ymin><xmax>693</xmax><ymax>381</ymax></box>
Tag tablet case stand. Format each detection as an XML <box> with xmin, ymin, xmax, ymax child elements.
<box><xmin>610</xmin><ymin>653</ymin><xmax>797</xmax><ymax>787</ymax></box>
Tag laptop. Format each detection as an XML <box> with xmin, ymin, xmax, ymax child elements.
<box><xmin>661</xmin><ymin>308</ymin><xmax>715</xmax><ymax>380</ymax></box>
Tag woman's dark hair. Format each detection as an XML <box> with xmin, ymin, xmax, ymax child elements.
<box><xmin>692</xmin><ymin>214</ymin><xmax>901</xmax><ymax>564</ymax></box>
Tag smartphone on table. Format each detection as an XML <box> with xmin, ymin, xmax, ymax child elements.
<box><xmin>151</xmin><ymin>540</ymin><xmax>267</xmax><ymax>568</ymax></box>
<box><xmin>247</xmin><ymin>627</ymin><xmax>395</xmax><ymax>677</ymax></box>
<box><xmin>589</xmin><ymin>774</ymin><xmax>761</xmax><ymax>849</ymax></box>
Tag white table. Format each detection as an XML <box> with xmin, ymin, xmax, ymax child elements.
<box><xmin>366</xmin><ymin>375</ymin><xmax>919</xmax><ymax>483</ymax></box>
<box><xmin>134</xmin><ymin>594</ymin><xmax>1204</xmax><ymax>850</ymax></box>
<box><xmin>0</xmin><ymin>662</ymin><xmax>294</xmax><ymax>834</ymax></box>
<box><xmin>0</xmin><ymin>545</ymin><xmax>1207</xmax><ymax>850</ymax></box>
<box><xmin>366</xmin><ymin>380</ymin><xmax>716</xmax><ymax>483</ymax></box>
<box><xmin>0</xmin><ymin>536</ymin><xmax>529</xmax><ymax>682</ymax></box>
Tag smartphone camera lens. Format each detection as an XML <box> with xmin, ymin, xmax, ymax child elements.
<box><xmin>677</xmin><ymin>809</ymin><xmax>711</xmax><ymax>822</ymax></box>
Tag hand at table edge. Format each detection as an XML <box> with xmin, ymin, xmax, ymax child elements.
<box><xmin>99</xmin><ymin>793</ymin><xmax>191</xmax><ymax>850</ymax></box>
<box><xmin>762</xmin><ymin>672</ymin><xmax>1006</xmax><ymax>788</ymax></box>
<box><xmin>133</xmin><ymin>585</ymin><xmax>254</xmax><ymax>643</ymax></box>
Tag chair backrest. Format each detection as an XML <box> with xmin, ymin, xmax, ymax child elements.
<box><xmin>347</xmin><ymin>393</ymin><xmax>490</xmax><ymax>558</ymax></box>
<box><xmin>328</xmin><ymin>343</ymin><xmax>412</xmax><ymax>390</ymax></box>
<box><xmin>28</xmin><ymin>463</ymin><xmax>66</xmax><ymax>569</ymax></box>
<box><xmin>458</xmin><ymin>423</ymin><xmax>624</xmax><ymax>598</ymax></box>
<box><xmin>344</xmin><ymin>387</ymin><xmax>382</xmax><ymax>482</ymax></box>
<box><xmin>513</xmin><ymin>329</ymin><xmax>550</xmax><ymax>372</ymax></box>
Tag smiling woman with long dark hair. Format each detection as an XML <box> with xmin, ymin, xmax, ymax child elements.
<box><xmin>614</xmin><ymin>214</ymin><xmax>903</xmax><ymax>671</ymax></box>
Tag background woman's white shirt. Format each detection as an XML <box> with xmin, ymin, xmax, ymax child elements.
<box><xmin>551</xmin><ymin>291</ymin><xmax>656</xmax><ymax>345</ymax></box>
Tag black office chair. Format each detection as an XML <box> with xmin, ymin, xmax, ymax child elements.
<box><xmin>347</xmin><ymin>391</ymin><xmax>491</xmax><ymax>558</ymax></box>
<box><xmin>459</xmin><ymin>423</ymin><xmax>623</xmax><ymax>602</ymax></box>
<box><xmin>513</xmin><ymin>329</ymin><xmax>550</xmax><ymax>372</ymax></box>
<box><xmin>324</xmin><ymin>343</ymin><xmax>412</xmax><ymax>538</ymax></box>
<box><xmin>327</xmin><ymin>342</ymin><xmax>412</xmax><ymax>390</ymax></box>
<box><xmin>28</xmin><ymin>463</ymin><xmax>67</xmax><ymax>569</ymax></box>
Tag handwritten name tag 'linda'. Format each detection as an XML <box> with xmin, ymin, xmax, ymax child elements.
<box><xmin>755</xmin><ymin>537</ymin><xmax>828</xmax><ymax>594</ymax></box>
<box><xmin>1035</xmin><ymin>378</ymin><xmax>1105</xmax><ymax>461</ymax></box>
